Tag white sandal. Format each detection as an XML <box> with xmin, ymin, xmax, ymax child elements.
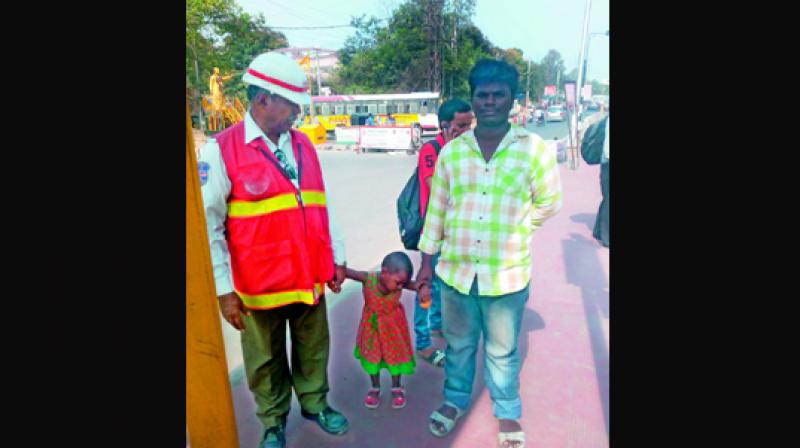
<box><xmin>498</xmin><ymin>430</ymin><xmax>525</xmax><ymax>448</ymax></box>
<box><xmin>428</xmin><ymin>402</ymin><xmax>464</xmax><ymax>437</ymax></box>
<box><xmin>418</xmin><ymin>349</ymin><xmax>446</xmax><ymax>368</ymax></box>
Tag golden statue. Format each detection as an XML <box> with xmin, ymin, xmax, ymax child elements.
<box><xmin>209</xmin><ymin>67</ymin><xmax>234</xmax><ymax>113</ymax></box>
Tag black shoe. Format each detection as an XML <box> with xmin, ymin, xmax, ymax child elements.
<box><xmin>259</xmin><ymin>424</ymin><xmax>286</xmax><ymax>448</ymax></box>
<box><xmin>301</xmin><ymin>406</ymin><xmax>349</xmax><ymax>435</ymax></box>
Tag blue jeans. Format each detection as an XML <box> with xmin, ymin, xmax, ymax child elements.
<box><xmin>441</xmin><ymin>277</ymin><xmax>529</xmax><ymax>420</ymax></box>
<box><xmin>414</xmin><ymin>253</ymin><xmax>441</xmax><ymax>351</ymax></box>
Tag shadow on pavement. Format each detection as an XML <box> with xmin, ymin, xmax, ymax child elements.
<box><xmin>570</xmin><ymin>213</ymin><xmax>597</xmax><ymax>233</ymax></box>
<box><xmin>562</xmin><ymin>233</ymin><xmax>609</xmax><ymax>434</ymax></box>
<box><xmin>226</xmin><ymin>286</ymin><xmax>549</xmax><ymax>447</ymax></box>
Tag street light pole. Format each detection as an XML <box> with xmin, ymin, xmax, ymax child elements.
<box><xmin>570</xmin><ymin>0</ymin><xmax>593</xmax><ymax>170</ymax></box>
<box><xmin>582</xmin><ymin>31</ymin><xmax>609</xmax><ymax>96</ymax></box>
<box><xmin>526</xmin><ymin>58</ymin><xmax>531</xmax><ymax>110</ymax></box>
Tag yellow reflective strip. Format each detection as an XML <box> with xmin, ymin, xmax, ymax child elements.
<box><xmin>237</xmin><ymin>283</ymin><xmax>324</xmax><ymax>309</ymax></box>
<box><xmin>301</xmin><ymin>190</ymin><xmax>327</xmax><ymax>206</ymax></box>
<box><xmin>228</xmin><ymin>193</ymin><xmax>298</xmax><ymax>217</ymax></box>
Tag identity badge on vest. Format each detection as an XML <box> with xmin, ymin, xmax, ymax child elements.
<box><xmin>198</xmin><ymin>161</ymin><xmax>210</xmax><ymax>186</ymax></box>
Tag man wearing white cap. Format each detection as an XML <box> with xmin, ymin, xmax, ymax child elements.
<box><xmin>198</xmin><ymin>51</ymin><xmax>349</xmax><ymax>448</ymax></box>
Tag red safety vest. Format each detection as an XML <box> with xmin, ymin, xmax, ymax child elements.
<box><xmin>215</xmin><ymin>122</ymin><xmax>334</xmax><ymax>310</ymax></box>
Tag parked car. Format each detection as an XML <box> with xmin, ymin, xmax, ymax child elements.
<box><xmin>546</xmin><ymin>106</ymin><xmax>566</xmax><ymax>122</ymax></box>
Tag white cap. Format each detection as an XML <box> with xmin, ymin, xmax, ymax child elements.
<box><xmin>242</xmin><ymin>52</ymin><xmax>311</xmax><ymax>106</ymax></box>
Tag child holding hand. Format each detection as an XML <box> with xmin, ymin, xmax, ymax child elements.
<box><xmin>346</xmin><ymin>251</ymin><xmax>432</xmax><ymax>409</ymax></box>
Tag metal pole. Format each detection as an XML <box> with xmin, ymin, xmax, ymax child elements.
<box><xmin>315</xmin><ymin>48</ymin><xmax>321</xmax><ymax>94</ymax></box>
<box><xmin>570</xmin><ymin>0</ymin><xmax>593</xmax><ymax>170</ymax></box>
<box><xmin>526</xmin><ymin>59</ymin><xmax>531</xmax><ymax>109</ymax></box>
<box><xmin>191</xmin><ymin>41</ymin><xmax>206</xmax><ymax>133</ymax></box>
<box><xmin>582</xmin><ymin>31</ymin><xmax>608</xmax><ymax>101</ymax></box>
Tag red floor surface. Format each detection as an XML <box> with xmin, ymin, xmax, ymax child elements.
<box><xmin>227</xmin><ymin>160</ymin><xmax>609</xmax><ymax>448</ymax></box>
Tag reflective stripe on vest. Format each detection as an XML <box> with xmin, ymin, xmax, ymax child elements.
<box><xmin>228</xmin><ymin>190</ymin><xmax>327</xmax><ymax>218</ymax></box>
<box><xmin>236</xmin><ymin>283</ymin><xmax>324</xmax><ymax>309</ymax></box>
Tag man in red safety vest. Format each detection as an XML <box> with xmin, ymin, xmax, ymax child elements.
<box><xmin>198</xmin><ymin>51</ymin><xmax>349</xmax><ymax>448</ymax></box>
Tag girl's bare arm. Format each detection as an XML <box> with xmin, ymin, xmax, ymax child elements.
<box><xmin>345</xmin><ymin>267</ymin><xmax>368</xmax><ymax>283</ymax></box>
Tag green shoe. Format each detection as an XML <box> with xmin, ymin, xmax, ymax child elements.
<box><xmin>301</xmin><ymin>406</ymin><xmax>349</xmax><ymax>435</ymax></box>
<box><xmin>259</xmin><ymin>424</ymin><xmax>285</xmax><ymax>448</ymax></box>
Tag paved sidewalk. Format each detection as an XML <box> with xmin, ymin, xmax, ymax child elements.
<box><xmin>222</xmin><ymin>152</ymin><xmax>609</xmax><ymax>448</ymax></box>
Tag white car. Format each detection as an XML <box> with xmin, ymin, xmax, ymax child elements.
<box><xmin>545</xmin><ymin>106</ymin><xmax>566</xmax><ymax>122</ymax></box>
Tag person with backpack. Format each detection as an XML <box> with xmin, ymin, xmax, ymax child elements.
<box><xmin>580</xmin><ymin>112</ymin><xmax>610</xmax><ymax>247</ymax></box>
<box><xmin>414</xmin><ymin>98</ymin><xmax>474</xmax><ymax>368</ymax></box>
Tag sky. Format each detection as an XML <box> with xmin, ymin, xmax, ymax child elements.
<box><xmin>236</xmin><ymin>0</ymin><xmax>609</xmax><ymax>82</ymax></box>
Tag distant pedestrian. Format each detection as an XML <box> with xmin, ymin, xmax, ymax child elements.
<box><xmin>346</xmin><ymin>252</ymin><xmax>432</xmax><ymax>410</ymax></box>
<box><xmin>580</xmin><ymin>113</ymin><xmax>610</xmax><ymax>247</ymax></box>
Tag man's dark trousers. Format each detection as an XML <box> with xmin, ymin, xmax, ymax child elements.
<box><xmin>241</xmin><ymin>294</ymin><xmax>331</xmax><ymax>429</ymax></box>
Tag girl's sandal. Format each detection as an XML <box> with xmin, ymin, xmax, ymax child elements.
<box><xmin>391</xmin><ymin>387</ymin><xmax>407</xmax><ymax>409</ymax></box>
<box><xmin>428</xmin><ymin>402</ymin><xmax>464</xmax><ymax>437</ymax></box>
<box><xmin>418</xmin><ymin>349</ymin><xmax>446</xmax><ymax>368</ymax></box>
<box><xmin>498</xmin><ymin>431</ymin><xmax>526</xmax><ymax>448</ymax></box>
<box><xmin>364</xmin><ymin>387</ymin><xmax>380</xmax><ymax>409</ymax></box>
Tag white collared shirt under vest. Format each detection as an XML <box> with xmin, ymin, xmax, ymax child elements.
<box><xmin>199</xmin><ymin>112</ymin><xmax>346</xmax><ymax>296</ymax></box>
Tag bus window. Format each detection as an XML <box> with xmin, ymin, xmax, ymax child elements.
<box><xmin>387</xmin><ymin>104</ymin><xmax>398</xmax><ymax>114</ymax></box>
<box><xmin>346</xmin><ymin>104</ymin><xmax>356</xmax><ymax>114</ymax></box>
<box><xmin>321</xmin><ymin>104</ymin><xmax>331</xmax><ymax>115</ymax></box>
<box><xmin>378</xmin><ymin>104</ymin><xmax>387</xmax><ymax>114</ymax></box>
<box><xmin>335</xmin><ymin>105</ymin><xmax>345</xmax><ymax>115</ymax></box>
<box><xmin>410</xmin><ymin>102</ymin><xmax>419</xmax><ymax>113</ymax></box>
<box><xmin>368</xmin><ymin>104</ymin><xmax>378</xmax><ymax>114</ymax></box>
<box><xmin>403</xmin><ymin>103</ymin><xmax>411</xmax><ymax>113</ymax></box>
<box><xmin>315</xmin><ymin>106</ymin><xmax>322</xmax><ymax>115</ymax></box>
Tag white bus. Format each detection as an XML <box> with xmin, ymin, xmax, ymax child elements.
<box><xmin>307</xmin><ymin>91</ymin><xmax>441</xmax><ymax>137</ymax></box>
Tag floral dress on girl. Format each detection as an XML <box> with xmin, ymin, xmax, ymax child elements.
<box><xmin>353</xmin><ymin>272</ymin><xmax>416</xmax><ymax>375</ymax></box>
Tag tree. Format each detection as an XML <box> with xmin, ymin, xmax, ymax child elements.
<box><xmin>564</xmin><ymin>68</ymin><xmax>578</xmax><ymax>83</ymax></box>
<box><xmin>331</xmin><ymin>0</ymin><xmax>494</xmax><ymax>98</ymax></box>
<box><xmin>330</xmin><ymin>0</ymin><xmax>569</xmax><ymax>107</ymax></box>
<box><xmin>539</xmin><ymin>49</ymin><xmax>566</xmax><ymax>86</ymax></box>
<box><xmin>186</xmin><ymin>0</ymin><xmax>287</xmax><ymax>110</ymax></box>
<box><xmin>590</xmin><ymin>79</ymin><xmax>609</xmax><ymax>96</ymax></box>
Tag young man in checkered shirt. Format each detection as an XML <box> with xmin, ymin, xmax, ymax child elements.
<box><xmin>416</xmin><ymin>59</ymin><xmax>562</xmax><ymax>448</ymax></box>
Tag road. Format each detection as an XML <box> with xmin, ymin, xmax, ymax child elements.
<box><xmin>209</xmin><ymin>116</ymin><xmax>609</xmax><ymax>448</ymax></box>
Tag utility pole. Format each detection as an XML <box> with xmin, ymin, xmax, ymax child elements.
<box><xmin>570</xmin><ymin>0</ymin><xmax>593</xmax><ymax>170</ymax></box>
<box><xmin>315</xmin><ymin>48</ymin><xmax>321</xmax><ymax>94</ymax></box>
<box><xmin>526</xmin><ymin>58</ymin><xmax>531</xmax><ymax>110</ymax></box>
<box><xmin>190</xmin><ymin>38</ymin><xmax>206</xmax><ymax>133</ymax></box>
<box><xmin>450</xmin><ymin>0</ymin><xmax>459</xmax><ymax>97</ymax></box>
<box><xmin>426</xmin><ymin>0</ymin><xmax>444</xmax><ymax>93</ymax></box>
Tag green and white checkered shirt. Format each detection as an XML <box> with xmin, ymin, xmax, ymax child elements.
<box><xmin>418</xmin><ymin>125</ymin><xmax>563</xmax><ymax>296</ymax></box>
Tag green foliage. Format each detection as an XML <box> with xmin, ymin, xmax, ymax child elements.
<box><xmin>331</xmin><ymin>0</ymin><xmax>495</xmax><ymax>99</ymax></box>
<box><xmin>186</xmin><ymin>0</ymin><xmax>288</xmax><ymax>108</ymax></box>
<box><xmin>330</xmin><ymin>0</ymin><xmax>567</xmax><ymax>105</ymax></box>
<box><xmin>590</xmin><ymin>79</ymin><xmax>609</xmax><ymax>96</ymax></box>
<box><xmin>539</xmin><ymin>49</ymin><xmax>566</xmax><ymax>86</ymax></box>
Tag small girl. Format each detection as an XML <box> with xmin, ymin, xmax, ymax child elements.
<box><xmin>346</xmin><ymin>251</ymin><xmax>432</xmax><ymax>409</ymax></box>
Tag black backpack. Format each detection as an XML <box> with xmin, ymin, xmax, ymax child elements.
<box><xmin>397</xmin><ymin>139</ymin><xmax>442</xmax><ymax>250</ymax></box>
<box><xmin>581</xmin><ymin>116</ymin><xmax>608</xmax><ymax>165</ymax></box>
